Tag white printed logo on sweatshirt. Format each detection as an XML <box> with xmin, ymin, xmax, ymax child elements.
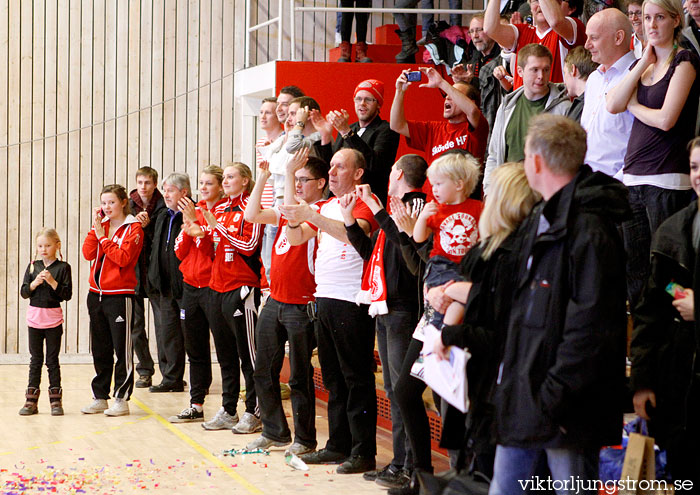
<box><xmin>431</xmin><ymin>134</ymin><xmax>469</xmax><ymax>157</ymax></box>
<box><xmin>274</xmin><ymin>227</ymin><xmax>291</xmax><ymax>255</ymax></box>
<box><xmin>439</xmin><ymin>212</ymin><xmax>478</xmax><ymax>257</ymax></box>
<box><xmin>115</xmin><ymin>315</ymin><xmax>125</xmax><ymax>323</ymax></box>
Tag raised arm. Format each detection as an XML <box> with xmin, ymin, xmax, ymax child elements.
<box><xmin>413</xmin><ymin>200</ymin><xmax>438</xmax><ymax>243</ymax></box>
<box><xmin>244</xmin><ymin>160</ymin><xmax>278</xmax><ymax>225</ymax></box>
<box><xmin>606</xmin><ymin>46</ymin><xmax>653</xmax><ymax>114</ymax></box>
<box><xmin>484</xmin><ymin>0</ymin><xmax>517</xmax><ymax>51</ymax></box>
<box><xmin>539</xmin><ymin>0</ymin><xmax>575</xmax><ymax>43</ymax></box>
<box><xmin>390</xmin><ymin>71</ymin><xmax>412</xmax><ymax>138</ymax></box>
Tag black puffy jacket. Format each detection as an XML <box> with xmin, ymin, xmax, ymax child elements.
<box><xmin>494</xmin><ymin>165</ymin><xmax>630</xmax><ymax>449</ymax></box>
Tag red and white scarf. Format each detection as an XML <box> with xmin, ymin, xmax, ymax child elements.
<box><xmin>357</xmin><ymin>229</ymin><xmax>388</xmax><ymax>316</ymax></box>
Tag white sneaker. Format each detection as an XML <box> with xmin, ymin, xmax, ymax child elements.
<box><xmin>245</xmin><ymin>435</ymin><xmax>290</xmax><ymax>450</ymax></box>
<box><xmin>232</xmin><ymin>412</ymin><xmax>262</xmax><ymax>434</ymax></box>
<box><xmin>202</xmin><ymin>407</ymin><xmax>239</xmax><ymax>430</ymax></box>
<box><xmin>104</xmin><ymin>398</ymin><xmax>129</xmax><ymax>416</ymax></box>
<box><xmin>81</xmin><ymin>398</ymin><xmax>108</xmax><ymax>414</ymax></box>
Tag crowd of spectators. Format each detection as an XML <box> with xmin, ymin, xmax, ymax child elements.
<box><xmin>70</xmin><ymin>1</ymin><xmax>700</xmax><ymax>494</ymax></box>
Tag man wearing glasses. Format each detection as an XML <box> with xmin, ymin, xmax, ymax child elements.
<box><xmin>625</xmin><ymin>0</ymin><xmax>645</xmax><ymax>57</ymax></box>
<box><xmin>314</xmin><ymin>79</ymin><xmax>399</xmax><ymax>206</ymax></box>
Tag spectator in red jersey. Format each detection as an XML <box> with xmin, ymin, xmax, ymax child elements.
<box><xmin>390</xmin><ymin>67</ymin><xmax>490</xmax><ymax>168</ymax></box>
<box><xmin>484</xmin><ymin>0</ymin><xmax>585</xmax><ymax>89</ymax></box>
<box><xmin>280</xmin><ymin>148</ymin><xmax>380</xmax><ymax>475</ymax></box>
<box><xmin>189</xmin><ymin>163</ymin><xmax>265</xmax><ymax>434</ymax></box>
<box><xmin>243</xmin><ymin>148</ymin><xmax>329</xmax><ymax>456</ymax></box>
<box><xmin>166</xmin><ymin>166</ymin><xmax>234</xmax><ymax>425</ymax></box>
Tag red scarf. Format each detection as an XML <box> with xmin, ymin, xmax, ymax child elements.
<box><xmin>357</xmin><ymin>229</ymin><xmax>388</xmax><ymax>316</ymax></box>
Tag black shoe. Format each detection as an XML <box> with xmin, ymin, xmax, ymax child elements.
<box><xmin>149</xmin><ymin>382</ymin><xmax>185</xmax><ymax>393</ymax></box>
<box><xmin>388</xmin><ymin>474</ymin><xmax>419</xmax><ymax>495</ymax></box>
<box><xmin>363</xmin><ymin>464</ymin><xmax>392</xmax><ymax>481</ymax></box>
<box><xmin>337</xmin><ymin>455</ymin><xmax>376</xmax><ymax>474</ymax></box>
<box><xmin>135</xmin><ymin>376</ymin><xmax>152</xmax><ymax>388</ymax></box>
<box><xmin>376</xmin><ymin>467</ymin><xmax>411</xmax><ymax>489</ymax></box>
<box><xmin>299</xmin><ymin>448</ymin><xmax>347</xmax><ymax>465</ymax></box>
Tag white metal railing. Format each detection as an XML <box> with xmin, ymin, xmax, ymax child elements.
<box><xmin>244</xmin><ymin>0</ymin><xmax>487</xmax><ymax>68</ymax></box>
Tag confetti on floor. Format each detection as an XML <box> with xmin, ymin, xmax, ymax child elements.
<box><xmin>0</xmin><ymin>456</ymin><xmax>222</xmax><ymax>494</ymax></box>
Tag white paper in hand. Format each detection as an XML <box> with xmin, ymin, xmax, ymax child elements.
<box><xmin>410</xmin><ymin>323</ymin><xmax>471</xmax><ymax>413</ymax></box>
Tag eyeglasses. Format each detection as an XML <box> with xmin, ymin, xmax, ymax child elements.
<box><xmin>353</xmin><ymin>97</ymin><xmax>377</xmax><ymax>104</ymax></box>
<box><xmin>627</xmin><ymin>9</ymin><xmax>642</xmax><ymax>16</ymax></box>
<box><xmin>468</xmin><ymin>27</ymin><xmax>484</xmax><ymax>35</ymax></box>
<box><xmin>294</xmin><ymin>177</ymin><xmax>320</xmax><ymax>184</ymax></box>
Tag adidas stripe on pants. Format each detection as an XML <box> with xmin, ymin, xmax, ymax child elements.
<box><xmin>87</xmin><ymin>292</ymin><xmax>134</xmax><ymax>400</ymax></box>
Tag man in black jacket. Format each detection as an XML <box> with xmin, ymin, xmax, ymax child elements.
<box><xmin>147</xmin><ymin>172</ymin><xmax>191</xmax><ymax>393</ymax></box>
<box><xmin>312</xmin><ymin>79</ymin><xmax>400</xmax><ymax>206</ymax></box>
<box><xmin>129</xmin><ymin>167</ymin><xmax>166</xmax><ymax>389</ymax></box>
<box><xmin>342</xmin><ymin>154</ymin><xmax>427</xmax><ymax>491</ymax></box>
<box><xmin>491</xmin><ymin>115</ymin><xmax>629</xmax><ymax>493</ymax></box>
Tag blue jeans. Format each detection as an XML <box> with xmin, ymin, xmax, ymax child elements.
<box><xmin>376</xmin><ymin>310</ymin><xmax>418</xmax><ymax>469</ymax></box>
<box><xmin>261</xmin><ymin>224</ymin><xmax>277</xmax><ymax>283</ymax></box>
<box><xmin>489</xmin><ymin>445</ymin><xmax>599</xmax><ymax>495</ymax></box>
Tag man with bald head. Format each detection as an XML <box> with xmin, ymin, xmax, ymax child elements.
<box><xmin>390</xmin><ymin>67</ymin><xmax>490</xmax><ymax>166</ymax></box>
<box><xmin>580</xmin><ymin>8</ymin><xmax>637</xmax><ymax>178</ymax></box>
<box><xmin>281</xmin><ymin>148</ymin><xmax>380</xmax><ymax>475</ymax></box>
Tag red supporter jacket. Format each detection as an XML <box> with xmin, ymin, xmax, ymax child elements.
<box><xmin>174</xmin><ymin>198</ymin><xmax>228</xmax><ymax>288</ymax></box>
<box><xmin>82</xmin><ymin>215</ymin><xmax>144</xmax><ymax>296</ymax></box>
<box><xmin>202</xmin><ymin>193</ymin><xmax>264</xmax><ymax>293</ymax></box>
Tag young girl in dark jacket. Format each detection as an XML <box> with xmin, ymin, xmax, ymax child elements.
<box><xmin>19</xmin><ymin>228</ymin><xmax>72</xmax><ymax>416</ymax></box>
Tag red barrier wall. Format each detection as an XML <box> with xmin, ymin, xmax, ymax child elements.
<box><xmin>275</xmin><ymin>61</ymin><xmax>450</xmax><ymax>163</ymax></box>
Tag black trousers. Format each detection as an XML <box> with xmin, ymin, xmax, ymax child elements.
<box><xmin>27</xmin><ymin>324</ymin><xmax>63</xmax><ymax>389</ymax></box>
<box><xmin>340</xmin><ymin>0</ymin><xmax>370</xmax><ymax>43</ymax></box>
<box><xmin>150</xmin><ymin>294</ymin><xmax>186</xmax><ymax>386</ymax></box>
<box><xmin>254</xmin><ymin>297</ymin><xmax>317</xmax><ymax>447</ymax></box>
<box><xmin>131</xmin><ymin>296</ymin><xmax>155</xmax><ymax>378</ymax></box>
<box><xmin>316</xmin><ymin>297</ymin><xmax>377</xmax><ymax>457</ymax></box>
<box><xmin>394</xmin><ymin>337</ymin><xmax>433</xmax><ymax>472</ymax></box>
<box><xmin>87</xmin><ymin>292</ymin><xmax>134</xmax><ymax>400</ymax></box>
<box><xmin>214</xmin><ymin>286</ymin><xmax>260</xmax><ymax>415</ymax></box>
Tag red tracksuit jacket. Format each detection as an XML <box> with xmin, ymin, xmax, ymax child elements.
<box><xmin>174</xmin><ymin>198</ymin><xmax>228</xmax><ymax>288</ymax></box>
<box><xmin>82</xmin><ymin>216</ymin><xmax>144</xmax><ymax>295</ymax></box>
<box><xmin>200</xmin><ymin>193</ymin><xmax>263</xmax><ymax>293</ymax></box>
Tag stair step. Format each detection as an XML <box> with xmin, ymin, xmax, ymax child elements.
<box><xmin>375</xmin><ymin>23</ymin><xmax>423</xmax><ymax>45</ymax></box>
<box><xmin>329</xmin><ymin>43</ymin><xmax>427</xmax><ymax>64</ymax></box>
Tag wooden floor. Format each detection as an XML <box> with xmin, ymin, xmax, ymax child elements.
<box><xmin>1</xmin><ymin>364</ymin><xmax>447</xmax><ymax>494</ymax></box>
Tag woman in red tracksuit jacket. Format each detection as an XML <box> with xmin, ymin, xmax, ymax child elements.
<box><xmin>167</xmin><ymin>165</ymin><xmax>236</xmax><ymax>426</ymax></box>
<box><xmin>81</xmin><ymin>184</ymin><xmax>144</xmax><ymax>417</ymax></box>
<box><xmin>194</xmin><ymin>162</ymin><xmax>264</xmax><ymax>433</ymax></box>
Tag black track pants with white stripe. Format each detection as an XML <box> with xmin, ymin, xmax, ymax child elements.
<box><xmin>217</xmin><ymin>286</ymin><xmax>260</xmax><ymax>416</ymax></box>
<box><xmin>87</xmin><ymin>292</ymin><xmax>135</xmax><ymax>400</ymax></box>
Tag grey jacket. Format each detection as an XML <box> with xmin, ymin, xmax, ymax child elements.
<box><xmin>484</xmin><ymin>83</ymin><xmax>571</xmax><ymax>193</ymax></box>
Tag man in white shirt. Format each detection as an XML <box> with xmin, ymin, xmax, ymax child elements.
<box><xmin>280</xmin><ymin>148</ymin><xmax>379</xmax><ymax>475</ymax></box>
<box><xmin>580</xmin><ymin>8</ymin><xmax>636</xmax><ymax>178</ymax></box>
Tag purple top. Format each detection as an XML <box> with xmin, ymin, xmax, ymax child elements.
<box><xmin>624</xmin><ymin>50</ymin><xmax>700</xmax><ymax>177</ymax></box>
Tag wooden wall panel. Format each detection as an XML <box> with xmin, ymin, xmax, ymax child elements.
<box><xmin>0</xmin><ymin>0</ymin><xmax>8</xmax><ymax>352</ymax></box>
<box><xmin>0</xmin><ymin>0</ymin><xmax>238</xmax><ymax>356</ymax></box>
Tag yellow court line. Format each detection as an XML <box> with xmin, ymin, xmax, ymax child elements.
<box><xmin>130</xmin><ymin>397</ymin><xmax>263</xmax><ymax>495</ymax></box>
